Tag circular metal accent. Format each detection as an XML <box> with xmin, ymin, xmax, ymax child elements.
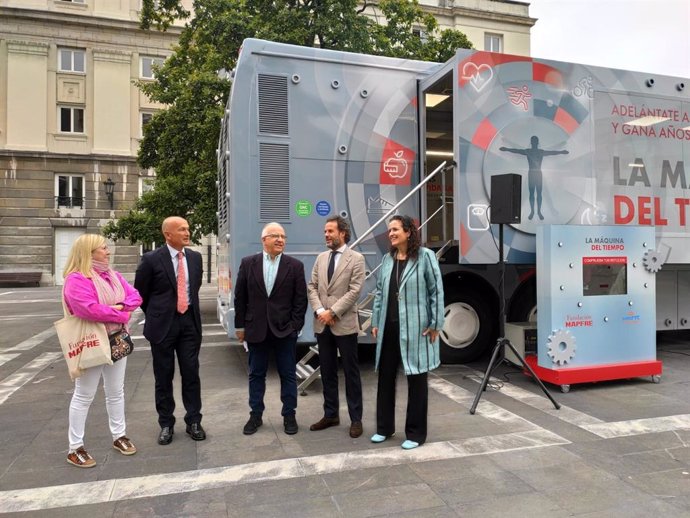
<box><xmin>338</xmin><ymin>145</ymin><xmax>348</xmax><ymax>154</ymax></box>
<box><xmin>331</xmin><ymin>80</ymin><xmax>340</xmax><ymax>89</ymax></box>
<box><xmin>441</xmin><ymin>302</ymin><xmax>480</xmax><ymax>348</ymax></box>
<box><xmin>291</xmin><ymin>74</ymin><xmax>301</xmax><ymax>84</ymax></box>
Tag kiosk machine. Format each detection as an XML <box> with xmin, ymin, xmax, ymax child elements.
<box><xmin>526</xmin><ymin>224</ymin><xmax>662</xmax><ymax>392</ymax></box>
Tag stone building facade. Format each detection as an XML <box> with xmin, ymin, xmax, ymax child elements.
<box><xmin>0</xmin><ymin>0</ymin><xmax>195</xmax><ymax>284</ymax></box>
<box><xmin>0</xmin><ymin>0</ymin><xmax>532</xmax><ymax>286</ymax></box>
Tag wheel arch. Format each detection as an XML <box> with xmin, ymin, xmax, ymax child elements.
<box><xmin>507</xmin><ymin>271</ymin><xmax>537</xmax><ymax>323</ymax></box>
<box><xmin>442</xmin><ymin>270</ymin><xmax>500</xmax><ymax>314</ymax></box>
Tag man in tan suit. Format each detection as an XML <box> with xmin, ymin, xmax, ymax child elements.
<box><xmin>307</xmin><ymin>216</ymin><xmax>366</xmax><ymax>438</ymax></box>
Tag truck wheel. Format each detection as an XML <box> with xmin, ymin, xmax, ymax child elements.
<box><xmin>440</xmin><ymin>292</ymin><xmax>496</xmax><ymax>364</ymax></box>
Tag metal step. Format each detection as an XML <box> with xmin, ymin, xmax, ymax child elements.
<box><xmin>297</xmin><ymin>364</ymin><xmax>321</xmax><ymax>395</ymax></box>
<box><xmin>296</xmin><ymin>362</ymin><xmax>315</xmax><ymax>380</ymax></box>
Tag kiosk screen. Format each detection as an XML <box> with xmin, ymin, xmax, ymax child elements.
<box><xmin>583</xmin><ymin>257</ymin><xmax>627</xmax><ymax>296</ymax></box>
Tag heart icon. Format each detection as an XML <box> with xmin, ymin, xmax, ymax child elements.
<box><xmin>462</xmin><ymin>62</ymin><xmax>493</xmax><ymax>92</ymax></box>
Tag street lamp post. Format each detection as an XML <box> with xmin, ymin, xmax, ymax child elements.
<box><xmin>103</xmin><ymin>177</ymin><xmax>115</xmax><ymax>209</ymax></box>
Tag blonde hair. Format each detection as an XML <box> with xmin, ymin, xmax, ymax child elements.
<box><xmin>62</xmin><ymin>234</ymin><xmax>106</xmax><ymax>278</ymax></box>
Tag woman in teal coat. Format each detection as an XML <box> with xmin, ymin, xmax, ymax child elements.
<box><xmin>370</xmin><ymin>215</ymin><xmax>445</xmax><ymax>449</ymax></box>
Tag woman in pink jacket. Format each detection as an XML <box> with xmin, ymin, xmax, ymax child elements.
<box><xmin>62</xmin><ymin>234</ymin><xmax>142</xmax><ymax>468</ymax></box>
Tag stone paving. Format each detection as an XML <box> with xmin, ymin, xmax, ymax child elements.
<box><xmin>2</xmin><ymin>286</ymin><xmax>690</xmax><ymax>516</ymax></box>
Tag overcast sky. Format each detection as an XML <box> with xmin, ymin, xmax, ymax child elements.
<box><xmin>529</xmin><ymin>0</ymin><xmax>690</xmax><ymax>78</ymax></box>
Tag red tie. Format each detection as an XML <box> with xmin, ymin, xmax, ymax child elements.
<box><xmin>177</xmin><ymin>251</ymin><xmax>188</xmax><ymax>314</ymax></box>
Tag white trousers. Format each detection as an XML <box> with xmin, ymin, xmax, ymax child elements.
<box><xmin>68</xmin><ymin>357</ymin><xmax>127</xmax><ymax>451</ymax></box>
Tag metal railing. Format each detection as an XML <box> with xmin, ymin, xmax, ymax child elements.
<box><xmin>296</xmin><ymin>160</ymin><xmax>455</xmax><ymax>393</ymax></box>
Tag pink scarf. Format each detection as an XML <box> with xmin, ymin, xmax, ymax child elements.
<box><xmin>91</xmin><ymin>260</ymin><xmax>125</xmax><ymax>334</ymax></box>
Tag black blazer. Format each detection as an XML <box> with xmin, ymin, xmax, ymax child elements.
<box><xmin>234</xmin><ymin>253</ymin><xmax>307</xmax><ymax>343</ymax></box>
<box><xmin>134</xmin><ymin>245</ymin><xmax>203</xmax><ymax>344</ymax></box>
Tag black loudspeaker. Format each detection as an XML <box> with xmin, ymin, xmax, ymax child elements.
<box><xmin>490</xmin><ymin>174</ymin><xmax>522</xmax><ymax>224</ymax></box>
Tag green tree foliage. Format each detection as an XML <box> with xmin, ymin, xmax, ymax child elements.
<box><xmin>106</xmin><ymin>0</ymin><xmax>472</xmax><ymax>244</ymax></box>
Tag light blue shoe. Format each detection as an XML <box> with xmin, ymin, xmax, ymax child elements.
<box><xmin>401</xmin><ymin>440</ymin><xmax>419</xmax><ymax>450</ymax></box>
<box><xmin>370</xmin><ymin>433</ymin><xmax>394</xmax><ymax>443</ymax></box>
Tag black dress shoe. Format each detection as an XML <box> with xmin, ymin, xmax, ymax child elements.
<box><xmin>284</xmin><ymin>414</ymin><xmax>298</xmax><ymax>435</ymax></box>
<box><xmin>158</xmin><ymin>426</ymin><xmax>174</xmax><ymax>445</ymax></box>
<box><xmin>186</xmin><ymin>422</ymin><xmax>206</xmax><ymax>441</ymax></box>
<box><xmin>243</xmin><ymin>414</ymin><xmax>263</xmax><ymax>435</ymax></box>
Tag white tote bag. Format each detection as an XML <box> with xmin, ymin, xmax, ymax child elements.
<box><xmin>54</xmin><ymin>298</ymin><xmax>112</xmax><ymax>380</ymax></box>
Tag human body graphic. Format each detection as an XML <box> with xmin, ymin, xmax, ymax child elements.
<box><xmin>500</xmin><ymin>136</ymin><xmax>569</xmax><ymax>220</ymax></box>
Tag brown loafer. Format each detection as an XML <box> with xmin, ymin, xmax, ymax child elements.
<box><xmin>349</xmin><ymin>421</ymin><xmax>363</xmax><ymax>438</ymax></box>
<box><xmin>309</xmin><ymin>416</ymin><xmax>340</xmax><ymax>431</ymax></box>
<box><xmin>67</xmin><ymin>446</ymin><xmax>96</xmax><ymax>468</ymax></box>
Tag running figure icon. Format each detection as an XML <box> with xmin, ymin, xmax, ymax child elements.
<box><xmin>499</xmin><ymin>136</ymin><xmax>569</xmax><ymax>220</ymax></box>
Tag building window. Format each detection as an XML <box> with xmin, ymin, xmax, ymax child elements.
<box><xmin>140</xmin><ymin>242</ymin><xmax>157</xmax><ymax>255</ymax></box>
<box><xmin>139</xmin><ymin>176</ymin><xmax>155</xmax><ymax>197</ymax></box>
<box><xmin>138</xmin><ymin>0</ymin><xmax>160</xmax><ymax>9</ymax></box>
<box><xmin>59</xmin><ymin>106</ymin><xmax>85</xmax><ymax>133</ymax></box>
<box><xmin>140</xmin><ymin>56</ymin><xmax>165</xmax><ymax>79</ymax></box>
<box><xmin>139</xmin><ymin>174</ymin><xmax>157</xmax><ymax>254</ymax></box>
<box><xmin>58</xmin><ymin>48</ymin><xmax>86</xmax><ymax>73</ymax></box>
<box><xmin>55</xmin><ymin>175</ymin><xmax>84</xmax><ymax>208</ymax></box>
<box><xmin>484</xmin><ymin>33</ymin><xmax>503</xmax><ymax>53</ymax></box>
<box><xmin>412</xmin><ymin>27</ymin><xmax>428</xmax><ymax>43</ymax></box>
<box><xmin>140</xmin><ymin>111</ymin><xmax>154</xmax><ymax>137</ymax></box>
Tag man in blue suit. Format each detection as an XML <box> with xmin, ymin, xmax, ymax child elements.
<box><xmin>234</xmin><ymin>222</ymin><xmax>307</xmax><ymax>436</ymax></box>
<box><xmin>134</xmin><ymin>216</ymin><xmax>206</xmax><ymax>445</ymax></box>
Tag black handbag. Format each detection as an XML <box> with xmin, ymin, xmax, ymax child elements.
<box><xmin>109</xmin><ymin>327</ymin><xmax>134</xmax><ymax>362</ymax></box>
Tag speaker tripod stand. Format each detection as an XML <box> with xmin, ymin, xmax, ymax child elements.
<box><xmin>469</xmin><ymin>222</ymin><xmax>560</xmax><ymax>414</ymax></box>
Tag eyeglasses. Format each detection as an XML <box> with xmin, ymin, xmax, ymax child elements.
<box><xmin>264</xmin><ymin>233</ymin><xmax>287</xmax><ymax>240</ymax></box>
<box><xmin>93</xmin><ymin>245</ymin><xmax>109</xmax><ymax>251</ymax></box>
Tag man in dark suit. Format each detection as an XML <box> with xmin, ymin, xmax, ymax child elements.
<box><xmin>134</xmin><ymin>216</ymin><xmax>206</xmax><ymax>445</ymax></box>
<box><xmin>234</xmin><ymin>222</ymin><xmax>307</xmax><ymax>436</ymax></box>
<box><xmin>307</xmin><ymin>216</ymin><xmax>365</xmax><ymax>438</ymax></box>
